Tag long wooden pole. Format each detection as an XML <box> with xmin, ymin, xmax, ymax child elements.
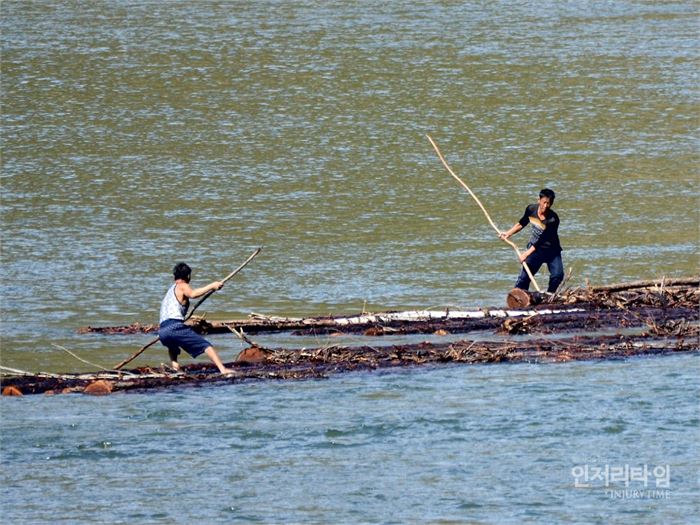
<box><xmin>114</xmin><ymin>248</ymin><xmax>262</xmax><ymax>370</ymax></box>
<box><xmin>426</xmin><ymin>134</ymin><xmax>541</xmax><ymax>292</ymax></box>
<box><xmin>185</xmin><ymin>247</ymin><xmax>262</xmax><ymax>322</ymax></box>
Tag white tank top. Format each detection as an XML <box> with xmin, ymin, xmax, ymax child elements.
<box><xmin>159</xmin><ymin>284</ymin><xmax>188</xmax><ymax>323</ymax></box>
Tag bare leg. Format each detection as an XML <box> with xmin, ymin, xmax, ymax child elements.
<box><xmin>168</xmin><ymin>348</ymin><xmax>181</xmax><ymax>371</ymax></box>
<box><xmin>204</xmin><ymin>346</ymin><xmax>234</xmax><ymax>375</ymax></box>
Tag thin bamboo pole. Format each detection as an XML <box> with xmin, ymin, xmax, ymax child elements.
<box><xmin>186</xmin><ymin>247</ymin><xmax>262</xmax><ymax>321</ymax></box>
<box><xmin>426</xmin><ymin>134</ymin><xmax>541</xmax><ymax>292</ymax></box>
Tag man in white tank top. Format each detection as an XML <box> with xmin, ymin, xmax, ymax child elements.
<box><xmin>159</xmin><ymin>262</ymin><xmax>236</xmax><ymax>375</ymax></box>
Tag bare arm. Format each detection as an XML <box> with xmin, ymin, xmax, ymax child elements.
<box><xmin>499</xmin><ymin>223</ymin><xmax>534</xmax><ymax>262</ymax></box>
<box><xmin>177</xmin><ymin>281</ymin><xmax>224</xmax><ymax>300</ymax></box>
<box><xmin>499</xmin><ymin>223</ymin><xmax>523</xmax><ymax>240</ymax></box>
<box><xmin>518</xmin><ymin>244</ymin><xmax>536</xmax><ymax>263</ymax></box>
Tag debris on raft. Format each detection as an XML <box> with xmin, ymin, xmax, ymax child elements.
<box><xmin>2</xmin><ymin>328</ymin><xmax>697</xmax><ymax>396</ymax></box>
<box><xmin>3</xmin><ymin>277</ymin><xmax>697</xmax><ymax>396</ymax></box>
<box><xmin>78</xmin><ymin>277</ymin><xmax>699</xmax><ymax>337</ymax></box>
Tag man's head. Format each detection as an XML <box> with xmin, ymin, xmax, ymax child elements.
<box><xmin>538</xmin><ymin>188</ymin><xmax>555</xmax><ymax>214</ymax></box>
<box><xmin>173</xmin><ymin>262</ymin><xmax>192</xmax><ymax>282</ymax></box>
<box><xmin>539</xmin><ymin>188</ymin><xmax>555</xmax><ymax>203</ymax></box>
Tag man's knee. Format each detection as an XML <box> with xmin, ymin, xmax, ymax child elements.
<box><xmin>204</xmin><ymin>346</ymin><xmax>223</xmax><ymax>361</ymax></box>
<box><xmin>515</xmin><ymin>270</ymin><xmax>531</xmax><ymax>290</ymax></box>
<box><xmin>548</xmin><ymin>268</ymin><xmax>564</xmax><ymax>293</ymax></box>
<box><xmin>548</xmin><ymin>256</ymin><xmax>564</xmax><ymax>278</ymax></box>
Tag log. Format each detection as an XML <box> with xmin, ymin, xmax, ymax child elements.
<box><xmin>506</xmin><ymin>289</ymin><xmax>547</xmax><ymax>308</ymax></box>
<box><xmin>236</xmin><ymin>346</ymin><xmax>269</xmax><ymax>364</ymax></box>
<box><xmin>2</xmin><ymin>330</ymin><xmax>698</xmax><ymax>395</ymax></box>
<box><xmin>83</xmin><ymin>380</ymin><xmax>113</xmax><ymax>396</ymax></box>
<box><xmin>79</xmin><ymin>277</ymin><xmax>699</xmax><ymax>337</ymax></box>
<box><xmin>589</xmin><ymin>277</ymin><xmax>699</xmax><ymax>293</ymax></box>
<box><xmin>2</xmin><ymin>386</ymin><xmax>23</xmax><ymax>396</ymax></box>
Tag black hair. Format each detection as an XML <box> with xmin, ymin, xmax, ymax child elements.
<box><xmin>539</xmin><ymin>188</ymin><xmax>555</xmax><ymax>202</ymax></box>
<box><xmin>173</xmin><ymin>262</ymin><xmax>192</xmax><ymax>281</ymax></box>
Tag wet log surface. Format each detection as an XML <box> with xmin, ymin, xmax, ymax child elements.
<box><xmin>78</xmin><ymin>280</ymin><xmax>699</xmax><ymax>337</ymax></box>
<box><xmin>3</xmin><ymin>329</ymin><xmax>698</xmax><ymax>396</ymax></box>
<box><xmin>77</xmin><ymin>306</ymin><xmax>698</xmax><ymax>338</ymax></box>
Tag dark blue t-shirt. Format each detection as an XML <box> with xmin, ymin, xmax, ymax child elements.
<box><xmin>518</xmin><ymin>204</ymin><xmax>562</xmax><ymax>253</ymax></box>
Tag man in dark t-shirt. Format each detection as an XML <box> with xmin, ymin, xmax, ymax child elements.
<box><xmin>499</xmin><ymin>188</ymin><xmax>564</xmax><ymax>293</ymax></box>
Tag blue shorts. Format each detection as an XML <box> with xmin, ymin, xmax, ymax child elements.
<box><xmin>159</xmin><ymin>319</ymin><xmax>212</xmax><ymax>359</ymax></box>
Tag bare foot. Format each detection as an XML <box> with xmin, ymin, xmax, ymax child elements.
<box><xmin>171</xmin><ymin>361</ymin><xmax>181</xmax><ymax>371</ymax></box>
<box><xmin>220</xmin><ymin>368</ymin><xmax>241</xmax><ymax>377</ymax></box>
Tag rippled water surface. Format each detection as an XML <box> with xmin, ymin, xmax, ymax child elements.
<box><xmin>1</xmin><ymin>1</ymin><xmax>698</xmax><ymax>522</ymax></box>
<box><xmin>2</xmin><ymin>356</ymin><xmax>699</xmax><ymax>524</ymax></box>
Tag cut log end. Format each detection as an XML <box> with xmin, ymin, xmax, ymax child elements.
<box><xmin>236</xmin><ymin>346</ymin><xmax>268</xmax><ymax>364</ymax></box>
<box><xmin>506</xmin><ymin>289</ymin><xmax>548</xmax><ymax>308</ymax></box>
<box><xmin>507</xmin><ymin>288</ymin><xmax>532</xmax><ymax>308</ymax></box>
<box><xmin>2</xmin><ymin>386</ymin><xmax>23</xmax><ymax>396</ymax></box>
<box><xmin>83</xmin><ymin>380</ymin><xmax>113</xmax><ymax>396</ymax></box>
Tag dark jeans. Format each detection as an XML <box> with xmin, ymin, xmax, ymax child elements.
<box><xmin>515</xmin><ymin>250</ymin><xmax>564</xmax><ymax>293</ymax></box>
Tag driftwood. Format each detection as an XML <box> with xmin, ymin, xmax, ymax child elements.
<box><xmin>587</xmin><ymin>277</ymin><xmax>698</xmax><ymax>293</ymax></box>
<box><xmin>197</xmin><ymin>305</ymin><xmax>696</xmax><ymax>337</ymax></box>
<box><xmin>3</xmin><ymin>328</ymin><xmax>697</xmax><ymax>396</ymax></box>
<box><xmin>505</xmin><ymin>277</ymin><xmax>699</xmax><ymax>308</ymax></box>
<box><xmin>558</xmin><ymin>280</ymin><xmax>699</xmax><ymax>309</ymax></box>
